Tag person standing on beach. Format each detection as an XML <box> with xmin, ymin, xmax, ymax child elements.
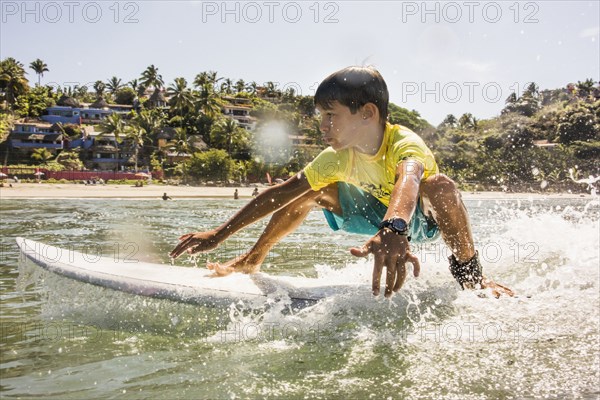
<box><xmin>234</xmin><ymin>189</ymin><xmax>239</xmax><ymax>199</ymax></box>
<box><xmin>171</xmin><ymin>66</ymin><xmax>513</xmax><ymax>298</ymax></box>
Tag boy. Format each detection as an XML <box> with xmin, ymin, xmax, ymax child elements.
<box><xmin>170</xmin><ymin>66</ymin><xmax>513</xmax><ymax>298</ymax></box>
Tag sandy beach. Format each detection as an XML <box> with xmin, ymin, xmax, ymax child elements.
<box><xmin>0</xmin><ymin>182</ymin><xmax>595</xmax><ymax>200</ymax></box>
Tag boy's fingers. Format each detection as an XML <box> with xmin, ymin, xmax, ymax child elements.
<box><xmin>170</xmin><ymin>238</ymin><xmax>194</xmax><ymax>258</ymax></box>
<box><xmin>350</xmin><ymin>243</ymin><xmax>371</xmax><ymax>257</ymax></box>
<box><xmin>372</xmin><ymin>253</ymin><xmax>385</xmax><ymax>296</ymax></box>
<box><xmin>384</xmin><ymin>264</ymin><xmax>396</xmax><ymax>298</ymax></box>
<box><xmin>408</xmin><ymin>253</ymin><xmax>421</xmax><ymax>277</ymax></box>
<box><xmin>393</xmin><ymin>261</ymin><xmax>407</xmax><ymax>292</ymax></box>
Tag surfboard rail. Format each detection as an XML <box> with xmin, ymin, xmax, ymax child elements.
<box><xmin>15</xmin><ymin>237</ymin><xmax>359</xmax><ymax>307</ymax></box>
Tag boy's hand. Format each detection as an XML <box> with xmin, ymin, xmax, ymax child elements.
<box><xmin>350</xmin><ymin>229</ymin><xmax>420</xmax><ymax>297</ymax></box>
<box><xmin>169</xmin><ymin>230</ymin><xmax>219</xmax><ymax>259</ymax></box>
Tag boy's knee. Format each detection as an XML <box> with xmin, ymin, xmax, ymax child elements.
<box><xmin>422</xmin><ymin>174</ymin><xmax>458</xmax><ymax>195</ymax></box>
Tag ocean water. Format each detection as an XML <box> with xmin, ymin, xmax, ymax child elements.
<box><xmin>0</xmin><ymin>196</ymin><xmax>599</xmax><ymax>399</ymax></box>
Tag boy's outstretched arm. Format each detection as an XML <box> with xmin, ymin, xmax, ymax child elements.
<box><xmin>351</xmin><ymin>160</ymin><xmax>423</xmax><ymax>297</ymax></box>
<box><xmin>170</xmin><ymin>173</ymin><xmax>313</xmax><ymax>258</ymax></box>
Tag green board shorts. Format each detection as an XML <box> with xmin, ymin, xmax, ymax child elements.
<box><xmin>322</xmin><ymin>182</ymin><xmax>441</xmax><ymax>243</ymax></box>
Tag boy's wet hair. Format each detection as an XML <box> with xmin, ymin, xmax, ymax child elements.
<box><xmin>315</xmin><ymin>66</ymin><xmax>389</xmax><ymax>127</ymax></box>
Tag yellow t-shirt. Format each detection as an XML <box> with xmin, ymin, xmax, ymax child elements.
<box><xmin>303</xmin><ymin>123</ymin><xmax>438</xmax><ymax>207</ymax></box>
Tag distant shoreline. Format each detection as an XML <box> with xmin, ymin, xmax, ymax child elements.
<box><xmin>0</xmin><ymin>183</ymin><xmax>596</xmax><ymax>200</ymax></box>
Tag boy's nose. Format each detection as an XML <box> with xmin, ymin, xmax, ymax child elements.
<box><xmin>319</xmin><ymin>119</ymin><xmax>330</xmax><ymax>133</ymax></box>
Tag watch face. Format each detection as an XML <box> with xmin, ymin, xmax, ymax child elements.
<box><xmin>391</xmin><ymin>218</ymin><xmax>408</xmax><ymax>232</ymax></box>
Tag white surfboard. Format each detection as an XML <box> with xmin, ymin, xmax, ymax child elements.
<box><xmin>16</xmin><ymin>237</ymin><xmax>361</xmax><ymax>308</ymax></box>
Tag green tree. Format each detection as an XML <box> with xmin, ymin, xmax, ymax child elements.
<box><xmin>576</xmin><ymin>79</ymin><xmax>595</xmax><ymax>99</ymax></box>
<box><xmin>193</xmin><ymin>71</ymin><xmax>221</xmax><ymax>90</ymax></box>
<box><xmin>0</xmin><ymin>58</ymin><xmax>29</xmax><ymax>108</ymax></box>
<box><xmin>30</xmin><ymin>148</ymin><xmax>54</xmax><ymax>163</ymax></box>
<box><xmin>55</xmin><ymin>150</ymin><xmax>83</xmax><ymax>170</ymax></box>
<box><xmin>29</xmin><ymin>59</ymin><xmax>49</xmax><ymax>86</ymax></box>
<box><xmin>140</xmin><ymin>64</ymin><xmax>164</xmax><ymax>90</ymax></box>
<box><xmin>132</xmin><ymin>109</ymin><xmax>164</xmax><ymax>144</ymax></box>
<box><xmin>93</xmin><ymin>80</ymin><xmax>106</xmax><ymax>99</ymax></box>
<box><xmin>98</xmin><ymin>113</ymin><xmax>128</xmax><ymax>167</ymax></box>
<box><xmin>123</xmin><ymin>125</ymin><xmax>148</xmax><ymax>172</ymax></box>
<box><xmin>129</xmin><ymin>79</ymin><xmax>146</xmax><ymax>97</ymax></box>
<box><xmin>99</xmin><ymin>113</ymin><xmax>127</xmax><ymax>141</ymax></box>
<box><xmin>556</xmin><ymin>102</ymin><xmax>600</xmax><ymax>144</ymax></box>
<box><xmin>220</xmin><ymin>78</ymin><xmax>234</xmax><ymax>95</ymax></box>
<box><xmin>388</xmin><ymin>103</ymin><xmax>431</xmax><ymax>132</ymax></box>
<box><xmin>114</xmin><ymin>87</ymin><xmax>137</xmax><ymax>105</ymax></box>
<box><xmin>235</xmin><ymin>79</ymin><xmax>246</xmax><ymax>94</ymax></box>
<box><xmin>439</xmin><ymin>114</ymin><xmax>457</xmax><ymax>129</ymax></box>
<box><xmin>167</xmin><ymin>127</ymin><xmax>193</xmax><ymax>156</ymax></box>
<box><xmin>106</xmin><ymin>76</ymin><xmax>123</xmax><ymax>96</ymax></box>
<box><xmin>167</xmin><ymin>77</ymin><xmax>195</xmax><ymax>116</ymax></box>
<box><xmin>246</xmin><ymin>81</ymin><xmax>258</xmax><ymax>96</ymax></box>
<box><xmin>188</xmin><ymin>149</ymin><xmax>235</xmax><ymax>181</ymax></box>
<box><xmin>210</xmin><ymin>118</ymin><xmax>249</xmax><ymax>157</ymax></box>
<box><xmin>196</xmin><ymin>83</ymin><xmax>222</xmax><ymax>118</ymax></box>
<box><xmin>14</xmin><ymin>85</ymin><xmax>55</xmax><ymax>117</ymax></box>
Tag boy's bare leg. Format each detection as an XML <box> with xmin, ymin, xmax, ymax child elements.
<box><xmin>209</xmin><ymin>186</ymin><xmax>341</xmax><ymax>276</ymax></box>
<box><xmin>420</xmin><ymin>174</ymin><xmax>514</xmax><ymax>297</ymax></box>
<box><xmin>420</xmin><ymin>174</ymin><xmax>475</xmax><ymax>263</ymax></box>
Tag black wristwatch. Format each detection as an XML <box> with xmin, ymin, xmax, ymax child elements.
<box><xmin>378</xmin><ymin>217</ymin><xmax>409</xmax><ymax>236</ymax></box>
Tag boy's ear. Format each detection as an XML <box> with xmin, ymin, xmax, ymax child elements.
<box><xmin>361</xmin><ymin>103</ymin><xmax>378</xmax><ymax>121</ymax></box>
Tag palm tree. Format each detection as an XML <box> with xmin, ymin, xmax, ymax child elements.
<box><xmin>140</xmin><ymin>64</ymin><xmax>164</xmax><ymax>91</ymax></box>
<box><xmin>0</xmin><ymin>57</ymin><xmax>29</xmax><ymax>107</ymax></box>
<box><xmin>98</xmin><ymin>113</ymin><xmax>128</xmax><ymax>169</ymax></box>
<box><xmin>123</xmin><ymin>125</ymin><xmax>147</xmax><ymax>172</ymax></box>
<box><xmin>106</xmin><ymin>76</ymin><xmax>123</xmax><ymax>96</ymax></box>
<box><xmin>99</xmin><ymin>113</ymin><xmax>127</xmax><ymax>141</ymax></box>
<box><xmin>74</xmin><ymin>84</ymin><xmax>89</xmax><ymax>100</ymax></box>
<box><xmin>132</xmin><ymin>109</ymin><xmax>163</xmax><ymax>144</ymax></box>
<box><xmin>29</xmin><ymin>59</ymin><xmax>49</xmax><ymax>86</ymax></box>
<box><xmin>196</xmin><ymin>83</ymin><xmax>221</xmax><ymax>118</ymax></box>
<box><xmin>93</xmin><ymin>80</ymin><xmax>106</xmax><ymax>99</ymax></box>
<box><xmin>235</xmin><ymin>79</ymin><xmax>246</xmax><ymax>94</ymax></box>
<box><xmin>220</xmin><ymin>78</ymin><xmax>233</xmax><ymax>95</ymax></box>
<box><xmin>440</xmin><ymin>114</ymin><xmax>457</xmax><ymax>128</ymax></box>
<box><xmin>129</xmin><ymin>78</ymin><xmax>146</xmax><ymax>97</ymax></box>
<box><xmin>264</xmin><ymin>81</ymin><xmax>280</xmax><ymax>98</ymax></box>
<box><xmin>193</xmin><ymin>71</ymin><xmax>221</xmax><ymax>91</ymax></box>
<box><xmin>168</xmin><ymin>127</ymin><xmax>193</xmax><ymax>156</ymax></box>
<box><xmin>210</xmin><ymin>118</ymin><xmax>248</xmax><ymax>155</ymax></box>
<box><xmin>458</xmin><ymin>113</ymin><xmax>475</xmax><ymax>130</ymax></box>
<box><xmin>246</xmin><ymin>81</ymin><xmax>258</xmax><ymax>96</ymax></box>
<box><xmin>167</xmin><ymin>77</ymin><xmax>195</xmax><ymax>115</ymax></box>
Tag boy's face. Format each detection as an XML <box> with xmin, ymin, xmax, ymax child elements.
<box><xmin>315</xmin><ymin>101</ymin><xmax>368</xmax><ymax>151</ymax></box>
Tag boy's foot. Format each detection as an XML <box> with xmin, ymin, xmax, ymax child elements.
<box><xmin>481</xmin><ymin>278</ymin><xmax>515</xmax><ymax>298</ymax></box>
<box><xmin>207</xmin><ymin>252</ymin><xmax>262</xmax><ymax>276</ymax></box>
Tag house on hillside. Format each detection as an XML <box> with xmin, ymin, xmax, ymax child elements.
<box><xmin>41</xmin><ymin>106</ymin><xmax>82</xmax><ymax>124</ymax></box>
<box><xmin>85</xmin><ymin>132</ymin><xmax>132</xmax><ymax>171</ymax></box>
<box><xmin>221</xmin><ymin>98</ymin><xmax>257</xmax><ymax>131</ymax></box>
<box><xmin>147</xmin><ymin>88</ymin><xmax>168</xmax><ymax>108</ymax></box>
<box><xmin>8</xmin><ymin>121</ymin><xmax>64</xmax><ymax>154</ymax></box>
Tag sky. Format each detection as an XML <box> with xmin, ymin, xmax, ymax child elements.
<box><xmin>1</xmin><ymin>0</ymin><xmax>598</xmax><ymax>125</ymax></box>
